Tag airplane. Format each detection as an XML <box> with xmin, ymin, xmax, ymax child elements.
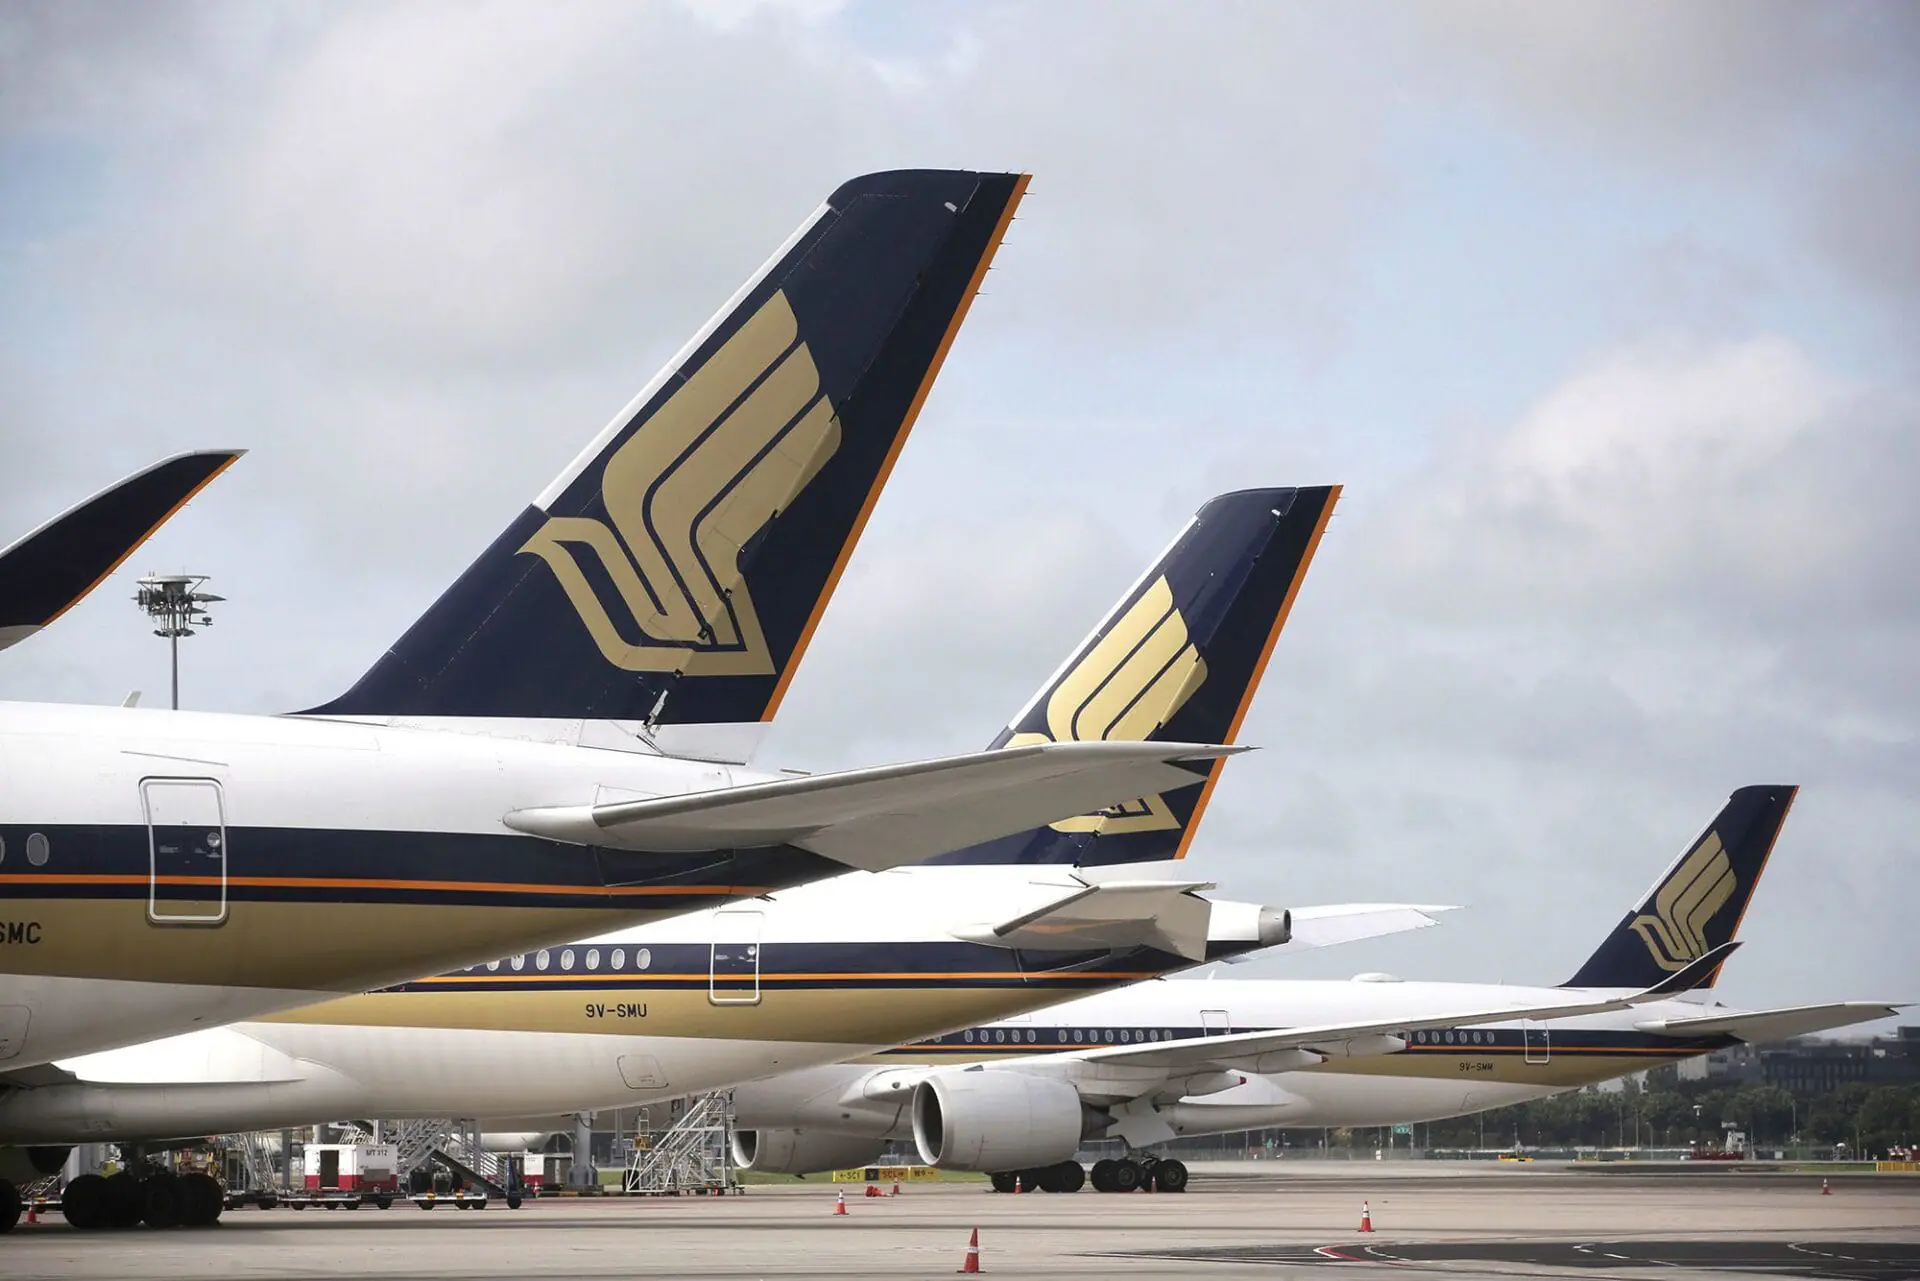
<box><xmin>1</xmin><ymin>486</ymin><xmax>1446</xmax><ymax>1230</ymax></box>
<box><xmin>0</xmin><ymin>450</ymin><xmax>241</xmax><ymax>655</ymax></box>
<box><xmin>725</xmin><ymin>785</ymin><xmax>1906</xmax><ymax>1194</ymax></box>
<box><xmin>0</xmin><ymin>168</ymin><xmax>1227</xmax><ymax>1144</ymax></box>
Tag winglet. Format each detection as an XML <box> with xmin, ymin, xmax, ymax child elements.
<box><xmin>0</xmin><ymin>450</ymin><xmax>241</xmax><ymax>653</ymax></box>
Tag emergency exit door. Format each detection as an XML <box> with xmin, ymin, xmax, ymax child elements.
<box><xmin>709</xmin><ymin>908</ymin><xmax>763</xmax><ymax>1006</ymax></box>
<box><xmin>143</xmin><ymin>777</ymin><xmax>228</xmax><ymax>925</ymax></box>
<box><xmin>1201</xmin><ymin>1009</ymin><xmax>1232</xmax><ymax>1036</ymax></box>
<box><xmin>1522</xmin><ymin>1020</ymin><xmax>1551</xmax><ymax>1065</ymax></box>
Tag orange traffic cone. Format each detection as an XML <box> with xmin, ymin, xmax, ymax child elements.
<box><xmin>833</xmin><ymin>1189</ymin><xmax>848</xmax><ymax>1216</ymax></box>
<box><xmin>24</xmin><ymin>1201</ymin><xmax>36</xmax><ymax>1225</ymax></box>
<box><xmin>890</xmin><ymin>1179</ymin><xmax>901</xmax><ymax>1197</ymax></box>
<box><xmin>1821</xmin><ymin>1179</ymin><xmax>1831</xmax><ymax>1196</ymax></box>
<box><xmin>1359</xmin><ymin>1200</ymin><xmax>1374</xmax><ymax>1232</ymax></box>
<box><xmin>1012</xmin><ymin>1174</ymin><xmax>1022</xmax><ymax>1194</ymax></box>
<box><xmin>957</xmin><ymin>1227</ymin><xmax>982</xmax><ymax>1273</ymax></box>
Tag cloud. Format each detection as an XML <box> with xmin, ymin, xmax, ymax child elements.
<box><xmin>2</xmin><ymin>2</ymin><xmax>1913</xmax><ymax>1013</ymax></box>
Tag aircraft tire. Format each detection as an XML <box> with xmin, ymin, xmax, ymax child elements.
<box><xmin>1109</xmin><ymin>1160</ymin><xmax>1143</xmax><ymax>1193</ymax></box>
<box><xmin>180</xmin><ymin>1173</ymin><xmax>224</xmax><ymax>1227</ymax></box>
<box><xmin>137</xmin><ymin>1170</ymin><xmax>182</xmax><ymax>1229</ymax></box>
<box><xmin>1055</xmin><ymin>1161</ymin><xmax>1086</xmax><ymax>1193</ymax></box>
<box><xmin>102</xmin><ymin>1172</ymin><xmax>143</xmax><ymax>1228</ymax></box>
<box><xmin>0</xmin><ymin>1178</ymin><xmax>20</xmax><ymax>1233</ymax></box>
<box><xmin>988</xmin><ymin>1172</ymin><xmax>1017</xmax><ymax>1194</ymax></box>
<box><xmin>506</xmin><ymin>1193</ymin><xmax>523</xmax><ymax>1210</ymax></box>
<box><xmin>1151</xmin><ymin>1159</ymin><xmax>1188</xmax><ymax>1193</ymax></box>
<box><xmin>61</xmin><ymin>1173</ymin><xmax>107</xmax><ymax>1230</ymax></box>
<box><xmin>1089</xmin><ymin>1159</ymin><xmax>1118</xmax><ymax>1193</ymax></box>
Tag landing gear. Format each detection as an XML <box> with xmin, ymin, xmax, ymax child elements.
<box><xmin>103</xmin><ymin>1172</ymin><xmax>143</xmax><ymax>1228</ymax></box>
<box><xmin>1088</xmin><ymin>1155</ymin><xmax>1187</xmax><ymax>1193</ymax></box>
<box><xmin>0</xmin><ymin>1178</ymin><xmax>20</xmax><ymax>1233</ymax></box>
<box><xmin>138</xmin><ymin>1170</ymin><xmax>182</xmax><ymax>1229</ymax></box>
<box><xmin>61</xmin><ymin>1173</ymin><xmax>107</xmax><ymax>1229</ymax></box>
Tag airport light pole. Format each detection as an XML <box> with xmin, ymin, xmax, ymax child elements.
<box><xmin>134</xmin><ymin>573</ymin><xmax>223</xmax><ymax>710</ymax></box>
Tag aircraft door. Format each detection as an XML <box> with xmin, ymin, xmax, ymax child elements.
<box><xmin>142</xmin><ymin>777</ymin><xmax>228</xmax><ymax>925</ymax></box>
<box><xmin>0</xmin><ymin>1007</ymin><xmax>29</xmax><ymax>1061</ymax></box>
<box><xmin>1201</xmin><ymin>1009</ymin><xmax>1231</xmax><ymax>1036</ymax></box>
<box><xmin>709</xmin><ymin>908</ymin><xmax>763</xmax><ymax>1006</ymax></box>
<box><xmin>1522</xmin><ymin>1020</ymin><xmax>1550</xmax><ymax>1065</ymax></box>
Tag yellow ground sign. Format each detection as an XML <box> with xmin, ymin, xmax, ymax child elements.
<box><xmin>831</xmin><ymin>1165</ymin><xmax>940</xmax><ymax>1183</ymax></box>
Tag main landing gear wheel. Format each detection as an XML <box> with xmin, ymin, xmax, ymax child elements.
<box><xmin>179</xmin><ymin>1173</ymin><xmax>224</xmax><ymax>1228</ymax></box>
<box><xmin>1034</xmin><ymin>1162</ymin><xmax>1085</xmax><ymax>1193</ymax></box>
<box><xmin>103</xmin><ymin>1171</ymin><xmax>144</xmax><ymax>1228</ymax></box>
<box><xmin>0</xmin><ymin>1178</ymin><xmax>21</xmax><ymax>1233</ymax></box>
<box><xmin>138</xmin><ymin>1171</ymin><xmax>182</xmax><ymax>1229</ymax></box>
<box><xmin>989</xmin><ymin>1173</ymin><xmax>1017</xmax><ymax>1194</ymax></box>
<box><xmin>1151</xmin><ymin>1159</ymin><xmax>1189</xmax><ymax>1193</ymax></box>
<box><xmin>61</xmin><ymin>1172</ymin><xmax>107</xmax><ymax>1230</ymax></box>
<box><xmin>1109</xmin><ymin>1159</ymin><xmax>1143</xmax><ymax>1193</ymax></box>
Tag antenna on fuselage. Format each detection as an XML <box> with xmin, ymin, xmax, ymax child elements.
<box><xmin>133</xmin><ymin>572</ymin><xmax>222</xmax><ymax>710</ymax></box>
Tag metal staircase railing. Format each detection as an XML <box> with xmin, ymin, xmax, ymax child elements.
<box><xmin>622</xmin><ymin>1093</ymin><xmax>737</xmax><ymax>1195</ymax></box>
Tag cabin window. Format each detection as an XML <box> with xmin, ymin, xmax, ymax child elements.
<box><xmin>561</xmin><ymin>949</ymin><xmax>575</xmax><ymax>971</ymax></box>
<box><xmin>586</xmin><ymin>948</ymin><xmax>600</xmax><ymax>970</ymax></box>
<box><xmin>26</xmin><ymin>833</ymin><xmax>49</xmax><ymax>866</ymax></box>
<box><xmin>511</xmin><ymin>955</ymin><xmax>526</xmax><ymax>972</ymax></box>
<box><xmin>611</xmin><ymin>948</ymin><xmax>625</xmax><ymax>970</ymax></box>
<box><xmin>487</xmin><ymin>961</ymin><xmax>500</xmax><ymax>973</ymax></box>
<box><xmin>636</xmin><ymin>948</ymin><xmax>652</xmax><ymax>971</ymax></box>
<box><xmin>963</xmin><ymin>1030</ymin><xmax>974</xmax><ymax>1043</ymax></box>
<box><xmin>536</xmin><ymin>950</ymin><xmax>550</xmax><ymax>971</ymax></box>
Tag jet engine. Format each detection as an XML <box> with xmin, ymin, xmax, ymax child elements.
<box><xmin>911</xmin><ymin>1070</ymin><xmax>1085</xmax><ymax>1172</ymax></box>
<box><xmin>0</xmin><ymin>1145</ymin><xmax>72</xmax><ymax>1184</ymax></box>
<box><xmin>730</xmin><ymin>1128</ymin><xmax>887</xmax><ymax>1176</ymax></box>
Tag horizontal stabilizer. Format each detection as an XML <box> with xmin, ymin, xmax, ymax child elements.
<box><xmin>952</xmin><ymin>879</ymin><xmax>1218</xmax><ymax>960</ymax></box>
<box><xmin>1637</xmin><ymin>1001</ymin><xmax>1908</xmax><ymax>1043</ymax></box>
<box><xmin>1264</xmin><ymin>903</ymin><xmax>1455</xmax><ymax>955</ymax></box>
<box><xmin>0</xmin><ymin>450</ymin><xmax>241</xmax><ymax>653</ymax></box>
<box><xmin>504</xmin><ymin>741</ymin><xmax>1242</xmax><ymax>873</ymax></box>
<box><xmin>1071</xmin><ymin>948</ymin><xmax>1731</xmax><ymax>1077</ymax></box>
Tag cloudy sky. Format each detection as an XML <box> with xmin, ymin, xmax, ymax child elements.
<box><xmin>3</xmin><ymin>1</ymin><xmax>1915</xmax><ymax>1020</ymax></box>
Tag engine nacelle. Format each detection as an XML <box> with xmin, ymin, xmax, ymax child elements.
<box><xmin>730</xmin><ymin>1128</ymin><xmax>887</xmax><ymax>1176</ymax></box>
<box><xmin>0</xmin><ymin>1145</ymin><xmax>72</xmax><ymax>1184</ymax></box>
<box><xmin>911</xmin><ymin>1070</ymin><xmax>1084</xmax><ymax>1172</ymax></box>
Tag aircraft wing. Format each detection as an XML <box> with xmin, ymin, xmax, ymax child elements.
<box><xmin>0</xmin><ymin>450</ymin><xmax>242</xmax><ymax>653</ymax></box>
<box><xmin>951</xmin><ymin>879</ymin><xmax>1219</xmax><ymax>960</ymax></box>
<box><xmin>1636</xmin><ymin>1001</ymin><xmax>1907</xmax><ymax>1043</ymax></box>
<box><xmin>504</xmin><ymin>741</ymin><xmax>1244</xmax><ymax>872</ymax></box>
<box><xmin>1067</xmin><ymin>942</ymin><xmax>1742</xmax><ymax>1077</ymax></box>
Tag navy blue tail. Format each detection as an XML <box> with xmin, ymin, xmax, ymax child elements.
<box><xmin>306</xmin><ymin>171</ymin><xmax>1027</xmax><ymax>750</ymax></box>
<box><xmin>931</xmin><ymin>485</ymin><xmax>1340</xmax><ymax>868</ymax></box>
<box><xmin>1562</xmin><ymin>785</ymin><xmax>1797</xmax><ymax>991</ymax></box>
<box><xmin>0</xmin><ymin>450</ymin><xmax>241</xmax><ymax>653</ymax></box>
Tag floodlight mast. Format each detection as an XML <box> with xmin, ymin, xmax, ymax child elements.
<box><xmin>134</xmin><ymin>574</ymin><xmax>223</xmax><ymax>710</ymax></box>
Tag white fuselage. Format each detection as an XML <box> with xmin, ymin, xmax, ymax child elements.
<box><xmin>0</xmin><ymin>700</ymin><xmax>810</xmax><ymax>1068</ymax></box>
<box><xmin>0</xmin><ymin>867</ymin><xmax>1295</xmax><ymax>1143</ymax></box>
<box><xmin>729</xmin><ymin>977</ymin><xmax>1738</xmax><ymax>1146</ymax></box>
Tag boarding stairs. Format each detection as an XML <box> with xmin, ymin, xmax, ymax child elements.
<box><xmin>354</xmin><ymin>1119</ymin><xmax>509</xmax><ymax>1199</ymax></box>
<box><xmin>622</xmin><ymin>1092</ymin><xmax>738</xmax><ymax>1195</ymax></box>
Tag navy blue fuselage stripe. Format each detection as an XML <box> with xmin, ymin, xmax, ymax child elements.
<box><xmin>0</xmin><ymin>824</ymin><xmax>842</xmax><ymax>909</ymax></box>
<box><xmin>880</xmin><ymin>1027</ymin><xmax>1742</xmax><ymax>1056</ymax></box>
<box><xmin>385</xmin><ymin>937</ymin><xmax>1265</xmax><ymax>993</ymax></box>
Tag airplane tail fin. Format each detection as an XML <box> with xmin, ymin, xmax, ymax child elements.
<box><xmin>304</xmin><ymin>170</ymin><xmax>1027</xmax><ymax>762</ymax></box>
<box><xmin>1561</xmin><ymin>785</ymin><xmax>1797</xmax><ymax>991</ymax></box>
<box><xmin>0</xmin><ymin>450</ymin><xmax>241</xmax><ymax>654</ymax></box>
<box><xmin>930</xmin><ymin>485</ymin><xmax>1340</xmax><ymax>867</ymax></box>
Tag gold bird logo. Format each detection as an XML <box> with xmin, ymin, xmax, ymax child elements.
<box><xmin>1007</xmin><ymin>575</ymin><xmax>1208</xmax><ymax>834</ymax></box>
<box><xmin>520</xmin><ymin>291</ymin><xmax>840</xmax><ymax>674</ymax></box>
<box><xmin>1628</xmin><ymin>831</ymin><xmax>1737</xmax><ymax>971</ymax></box>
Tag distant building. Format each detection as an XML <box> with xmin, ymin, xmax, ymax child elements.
<box><xmin>1683</xmin><ymin>1026</ymin><xmax>1920</xmax><ymax>1094</ymax></box>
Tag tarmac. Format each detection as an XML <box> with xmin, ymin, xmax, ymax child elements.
<box><xmin>7</xmin><ymin>1163</ymin><xmax>1919</xmax><ymax>1280</ymax></box>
